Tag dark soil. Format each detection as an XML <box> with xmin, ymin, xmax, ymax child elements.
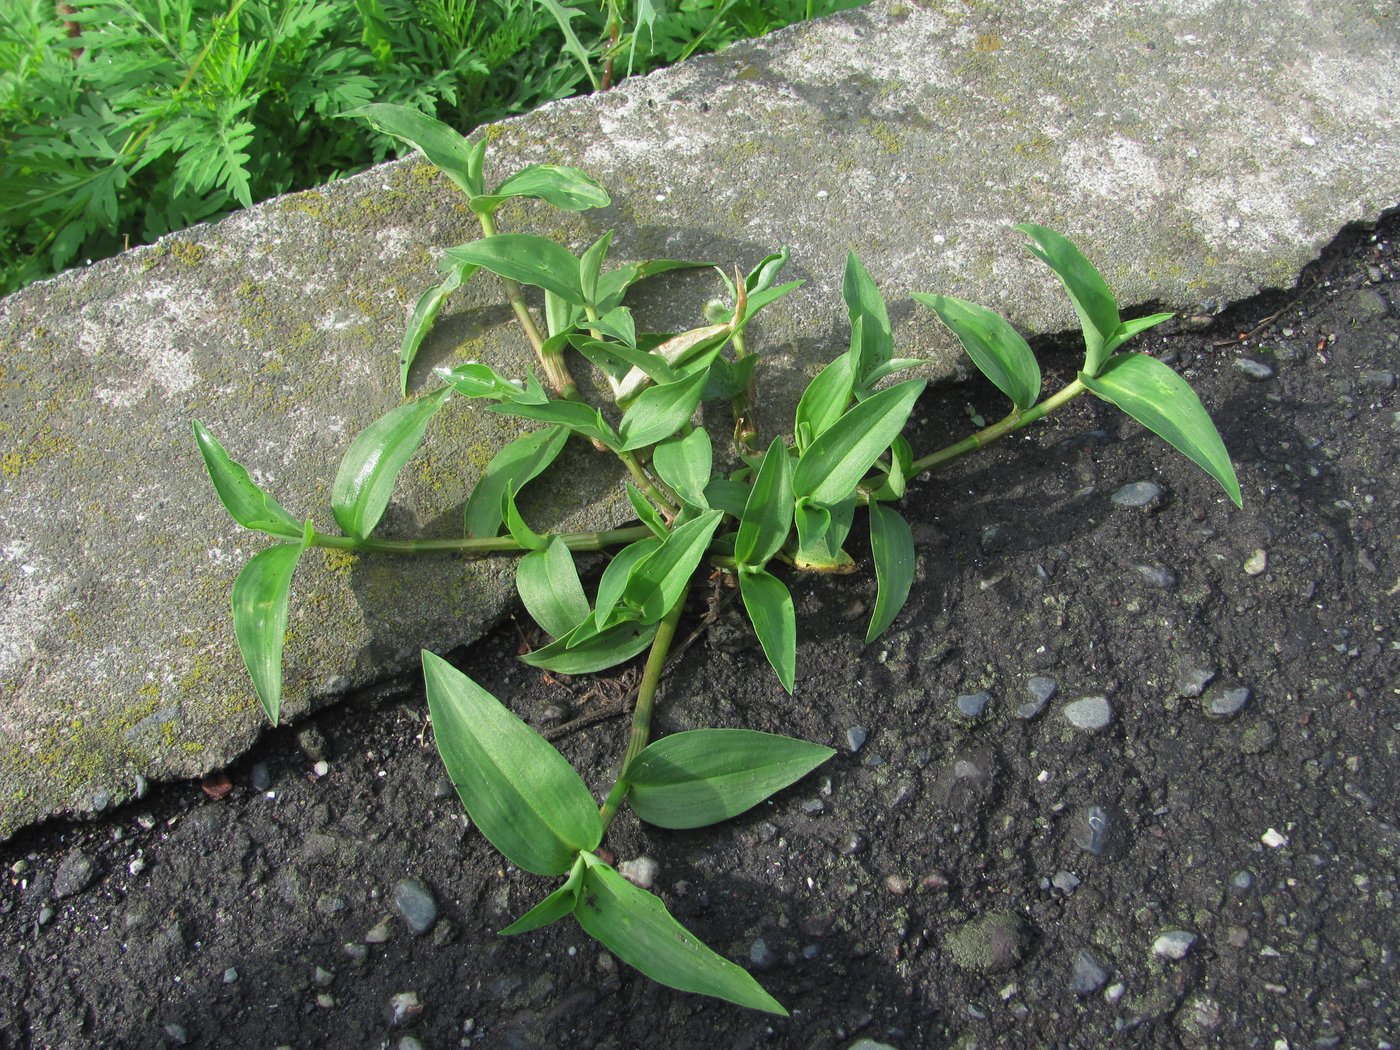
<box><xmin>2</xmin><ymin>212</ymin><xmax>1397</xmax><ymax>1050</ymax></box>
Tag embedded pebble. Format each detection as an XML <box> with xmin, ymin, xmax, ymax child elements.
<box><xmin>846</xmin><ymin>726</ymin><xmax>868</xmax><ymax>753</ymax></box>
<box><xmin>1063</xmin><ymin>696</ymin><xmax>1113</xmax><ymax>732</ymax></box>
<box><xmin>128</xmin><ymin>857</ymin><xmax>146</xmax><ymax>877</ymax></box>
<box><xmin>1111</xmin><ymin>481</ymin><xmax>1163</xmax><ymax>508</ymax></box>
<box><xmin>1152</xmin><ymin>930</ymin><xmax>1198</xmax><ymax>960</ymax></box>
<box><xmin>163</xmin><ymin>1022</ymin><xmax>189</xmax><ymax>1045</ymax></box>
<box><xmin>296</xmin><ymin>726</ymin><xmax>330</xmax><ymax>762</ymax></box>
<box><xmin>315</xmin><ymin>895</ymin><xmax>346</xmax><ymax>916</ymax></box>
<box><xmin>1073</xmin><ymin>805</ymin><xmax>1112</xmax><ymax>855</ymax></box>
<box><xmin>134</xmin><ymin>775</ymin><xmax>149</xmax><ymax>800</ymax></box>
<box><xmin>398</xmin><ymin>1039</ymin><xmax>426</xmax><ymax>1050</ymax></box>
<box><xmin>980</xmin><ymin>523</ymin><xmax>1010</xmax><ymax>552</ymax></box>
<box><xmin>432</xmin><ymin>777</ymin><xmax>455</xmax><ymax>800</ymax></box>
<box><xmin>1071</xmin><ymin>949</ymin><xmax>1110</xmax><ymax>995</ymax></box>
<box><xmin>1231</xmin><ymin>870</ymin><xmax>1255</xmax><ymax>891</ymax></box>
<box><xmin>364</xmin><ymin>917</ymin><xmax>394</xmax><ymax>943</ymax></box>
<box><xmin>800</xmin><ymin>798</ymin><xmax>826</xmax><ymax>816</ymax></box>
<box><xmin>1358</xmin><ymin>369</ymin><xmax>1396</xmax><ymax>390</ymax></box>
<box><xmin>946</xmin><ymin>913</ymin><xmax>1028</xmax><ymax>974</ymax></box>
<box><xmin>749</xmin><ymin>937</ymin><xmax>776</xmax><ymax>970</ymax></box>
<box><xmin>223</xmin><ymin>967</ymin><xmax>239</xmax><ymax>984</ymax></box>
<box><xmin>885</xmin><ymin>874</ymin><xmax>911</xmax><ymax>895</ymax></box>
<box><xmin>343</xmin><ymin>942</ymin><xmax>370</xmax><ymax>966</ymax></box>
<box><xmin>387</xmin><ymin>991</ymin><xmax>423</xmax><ymax>1027</ymax></box>
<box><xmin>91</xmin><ymin>790</ymin><xmax>112</xmax><ymax>814</ymax></box>
<box><xmin>1133</xmin><ymin>563</ymin><xmax>1178</xmax><ymax>590</ymax></box>
<box><xmin>1177</xmin><ymin>665</ymin><xmax>1217</xmax><ymax>698</ymax></box>
<box><xmin>1244</xmin><ymin>548</ymin><xmax>1268</xmax><ymax>576</ymax></box>
<box><xmin>312</xmin><ymin>760</ymin><xmax>330</xmax><ymax>778</ymax></box>
<box><xmin>250</xmin><ymin>763</ymin><xmax>272</xmax><ymax>791</ymax></box>
<box><xmin>955</xmin><ymin>691</ymin><xmax>990</xmax><ymax>719</ymax></box>
<box><xmin>53</xmin><ymin>850</ymin><xmax>99</xmax><ymax>898</ymax></box>
<box><xmin>1234</xmin><ymin>357</ymin><xmax>1275</xmax><ymax>380</ymax></box>
<box><xmin>1017</xmin><ymin>677</ymin><xmax>1056</xmax><ymax>720</ymax></box>
<box><xmin>1204</xmin><ymin>685</ymin><xmax>1252</xmax><ymax>720</ymax></box>
<box><xmin>1051</xmin><ymin>870</ymin><xmax>1081</xmax><ymax>894</ymax></box>
<box><xmin>431</xmin><ymin>918</ymin><xmax>457</xmax><ymax>947</ymax></box>
<box><xmin>618</xmin><ymin>856</ymin><xmax>659</xmax><ymax>890</ymax></box>
<box><xmin>1261</xmin><ymin>827</ymin><xmax>1288</xmax><ymax>848</ymax></box>
<box><xmin>392</xmin><ymin>879</ymin><xmax>438</xmax><ymax>935</ymax></box>
<box><xmin>38</xmin><ymin>906</ymin><xmax>54</xmax><ymax>925</ymax></box>
<box><xmin>1240</xmin><ymin>721</ymin><xmax>1278</xmax><ymax>754</ymax></box>
<box><xmin>315</xmin><ymin>993</ymin><xmax>334</xmax><ymax>1009</ymax></box>
<box><xmin>314</xmin><ymin>966</ymin><xmax>334</xmax><ymax>987</ymax></box>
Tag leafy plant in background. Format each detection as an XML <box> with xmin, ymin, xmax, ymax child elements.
<box><xmin>193</xmin><ymin>105</ymin><xmax>1241</xmax><ymax>1013</ymax></box>
<box><xmin>0</xmin><ymin>0</ymin><xmax>861</xmax><ymax>296</ymax></box>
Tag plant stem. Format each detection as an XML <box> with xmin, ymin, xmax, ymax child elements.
<box><xmin>598</xmin><ymin>580</ymin><xmax>691</xmax><ymax>833</ymax></box>
<box><xmin>908</xmin><ymin>377</ymin><xmax>1087</xmax><ymax>476</ymax></box>
<box><xmin>728</xmin><ymin>330</ymin><xmax>761</xmax><ymax>455</ymax></box>
<box><xmin>618</xmin><ymin>450</ymin><xmax>680</xmax><ymax>519</ymax></box>
<box><xmin>309</xmin><ymin>524</ymin><xmax>652</xmax><ymax>555</ymax></box>
<box><xmin>477</xmin><ymin>212</ymin><xmax>578</xmax><ymax>400</ymax></box>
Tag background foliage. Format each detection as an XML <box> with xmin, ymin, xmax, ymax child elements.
<box><xmin>0</xmin><ymin>0</ymin><xmax>861</xmax><ymax>295</ymax></box>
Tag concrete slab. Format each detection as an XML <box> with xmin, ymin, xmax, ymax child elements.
<box><xmin>1</xmin><ymin>0</ymin><xmax>1396</xmax><ymax>839</ymax></box>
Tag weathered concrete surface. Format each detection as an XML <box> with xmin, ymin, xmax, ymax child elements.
<box><xmin>1</xmin><ymin>0</ymin><xmax>1396</xmax><ymax>839</ymax></box>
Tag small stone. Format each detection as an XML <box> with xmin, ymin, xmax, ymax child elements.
<box><xmin>618</xmin><ymin>857</ymin><xmax>659</xmax><ymax>890</ymax></box>
<box><xmin>10</xmin><ymin>859</ymin><xmax>28</xmax><ymax>876</ymax></box>
<box><xmin>342</xmin><ymin>942</ymin><xmax>369</xmax><ymax>966</ymax></box>
<box><xmin>955</xmin><ymin>691</ymin><xmax>990</xmax><ymax>719</ymax></box>
<box><xmin>1051</xmin><ymin>871</ymin><xmax>1080</xmax><ymax>894</ymax></box>
<box><xmin>1133</xmin><ymin>563</ymin><xmax>1178</xmax><ymax>590</ymax></box>
<box><xmin>1231</xmin><ymin>870</ymin><xmax>1255</xmax><ymax>891</ymax></box>
<box><xmin>398</xmin><ymin>1039</ymin><xmax>426</xmax><ymax>1050</ymax></box>
<box><xmin>1071</xmin><ymin>949</ymin><xmax>1109</xmax><ymax>995</ymax></box>
<box><xmin>249</xmin><ymin>763</ymin><xmax>272</xmax><ymax>791</ymax></box>
<box><xmin>431</xmin><ymin>919</ymin><xmax>458</xmax><ymax>947</ymax></box>
<box><xmin>223</xmin><ymin>967</ymin><xmax>239</xmax><ymax>984</ymax></box>
<box><xmin>1179</xmin><ymin>995</ymin><xmax>1223</xmax><ymax>1036</ymax></box>
<box><xmin>1073</xmin><ymin>805</ymin><xmax>1112</xmax><ymax>855</ymax></box>
<box><xmin>1177</xmin><ymin>665</ymin><xmax>1217</xmax><ymax>698</ymax></box>
<box><xmin>314</xmin><ymin>966</ymin><xmax>334</xmax><ymax>988</ymax></box>
<box><xmin>163</xmin><ymin>1022</ymin><xmax>189</xmax><ymax>1045</ymax></box>
<box><xmin>1152</xmin><ymin>930</ymin><xmax>1198</xmax><ymax>960</ymax></box>
<box><xmin>1244</xmin><ymin>548</ymin><xmax>1268</xmax><ymax>576</ymax></box>
<box><xmin>885</xmin><ymin>874</ymin><xmax>911</xmax><ymax>895</ymax></box>
<box><xmin>749</xmin><ymin>938</ymin><xmax>776</xmax><ymax>971</ymax></box>
<box><xmin>315</xmin><ymin>895</ymin><xmax>347</xmax><ymax>916</ymax></box>
<box><xmin>365</xmin><ymin>916</ymin><xmax>394</xmax><ymax>944</ymax></box>
<box><xmin>128</xmin><ymin>857</ymin><xmax>146</xmax><ymax>877</ymax></box>
<box><xmin>1026</xmin><ymin>676</ymin><xmax>1058</xmax><ymax>705</ymax></box>
<box><xmin>946</xmin><ymin>913</ymin><xmax>1029</xmax><ymax>974</ymax></box>
<box><xmin>134</xmin><ymin>775</ymin><xmax>149</xmax><ymax>800</ymax></box>
<box><xmin>1063</xmin><ymin>696</ymin><xmax>1113</xmax><ymax>732</ymax></box>
<box><xmin>387</xmin><ymin>991</ymin><xmax>423</xmax><ymax>1027</ymax></box>
<box><xmin>1261</xmin><ymin>827</ymin><xmax>1288</xmax><ymax>849</ymax></box>
<box><xmin>840</xmin><ymin>833</ymin><xmax>867</xmax><ymax>856</ymax></box>
<box><xmin>1240</xmin><ymin>721</ymin><xmax>1278</xmax><ymax>754</ymax></box>
<box><xmin>312</xmin><ymin>760</ymin><xmax>330</xmax><ymax>778</ymax></box>
<box><xmin>53</xmin><ymin>850</ymin><xmax>100</xmax><ymax>898</ymax></box>
<box><xmin>1204</xmin><ymin>685</ymin><xmax>1252</xmax><ymax>720</ymax></box>
<box><xmin>799</xmin><ymin>798</ymin><xmax>825</xmax><ymax>816</ymax></box>
<box><xmin>1111</xmin><ymin>481</ymin><xmax>1163</xmax><ymax>508</ymax></box>
<box><xmin>980</xmin><ymin>523</ymin><xmax>1010</xmax><ymax>552</ymax></box>
<box><xmin>432</xmin><ymin>776</ymin><xmax>455</xmax><ymax>800</ymax></box>
<box><xmin>1234</xmin><ymin>357</ymin><xmax>1275</xmax><ymax>380</ymax></box>
<box><xmin>37</xmin><ymin>905</ymin><xmax>54</xmax><ymax>925</ymax></box>
<box><xmin>1226</xmin><ymin>926</ymin><xmax>1250</xmax><ymax>949</ymax></box>
<box><xmin>316</xmin><ymin>993</ymin><xmax>335</xmax><ymax>1009</ymax></box>
<box><xmin>91</xmin><ymin>789</ymin><xmax>112</xmax><ymax>813</ymax></box>
<box><xmin>1358</xmin><ymin>370</ymin><xmax>1396</xmax><ymax>390</ymax></box>
<box><xmin>392</xmin><ymin>879</ymin><xmax>439</xmax><ymax>935</ymax></box>
<box><xmin>846</xmin><ymin>725</ymin><xmax>868</xmax><ymax>753</ymax></box>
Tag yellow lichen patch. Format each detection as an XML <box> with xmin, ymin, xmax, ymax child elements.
<box><xmin>321</xmin><ymin>548</ymin><xmax>359</xmax><ymax>574</ymax></box>
<box><xmin>973</xmin><ymin>33</ymin><xmax>1002</xmax><ymax>52</ymax></box>
<box><xmin>169</xmin><ymin>239</ymin><xmax>208</xmax><ymax>267</ymax></box>
<box><xmin>283</xmin><ymin>190</ymin><xmax>331</xmax><ymax>220</ymax></box>
<box><xmin>861</xmin><ymin>119</ymin><xmax>905</xmax><ymax>155</ymax></box>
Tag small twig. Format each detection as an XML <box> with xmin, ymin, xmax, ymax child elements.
<box><xmin>1210</xmin><ymin>271</ymin><xmax>1320</xmax><ymax>347</ymax></box>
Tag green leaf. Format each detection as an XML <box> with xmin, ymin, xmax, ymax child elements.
<box><xmin>489</xmin><ymin>400</ymin><xmax>619</xmax><ymax>450</ymax></box>
<box><xmin>400</xmin><ymin>263</ymin><xmax>475</xmax><ymax>395</ymax></box>
<box><xmin>1102</xmin><ymin>311</ymin><xmax>1175</xmax><ymax>358</ymax></box>
<box><xmin>343</xmin><ymin>103</ymin><xmax>483</xmax><ymax>196</ymax></box>
<box><xmin>1079</xmin><ymin>353</ymin><xmax>1242</xmax><ymax>507</ymax></box>
<box><xmin>232</xmin><ymin>539</ymin><xmax>305</xmax><ymax>726</ymax></box>
<box><xmin>652</xmin><ymin>429</ymin><xmax>713</xmax><ymax>510</ymax></box>
<box><xmin>623</xmin><ymin>509</ymin><xmax>723</xmax><ymax>623</ymax></box>
<box><xmin>793</xmin><ymin>498</ymin><xmax>856</xmax><ymax>573</ymax></box>
<box><xmin>594</xmin><ymin>537</ymin><xmax>661</xmax><ymax>627</ymax></box>
<box><xmin>579</xmin><ymin>229</ymin><xmax>614</xmax><ymax>305</ymax></box>
<box><xmin>869</xmin><ymin>435</ymin><xmax>913</xmax><ymax>501</ymax></box>
<box><xmin>590</xmin><ymin>306</ymin><xmax>636</xmax><ymax>348</ymax></box>
<box><xmin>465</xmin><ymin>426</ymin><xmax>569</xmax><ymax>539</ymax></box>
<box><xmin>793</xmin><ymin>338</ymin><xmax>856</xmax><ymax>451</ymax></box>
<box><xmin>193</xmin><ymin>421</ymin><xmax>304</xmax><ymax>540</ymax></box>
<box><xmin>534</xmin><ymin>0</ymin><xmax>600</xmax><ymax>91</ymax></box>
<box><xmin>738</xmin><ymin>569</ymin><xmax>796</xmax><ymax>693</ymax></box>
<box><xmin>574</xmin><ymin>854</ymin><xmax>787</xmax><ymax>1015</ymax></box>
<box><xmin>735</xmin><ymin>437</ymin><xmax>793</xmax><ymax>568</ymax></box>
<box><xmin>438</xmin><ymin>362</ymin><xmax>546</xmax><ymax>404</ymax></box>
<box><xmin>518</xmin><ymin>537</ymin><xmax>590</xmax><ymax>639</ymax></box>
<box><xmin>704</xmin><ymin>477</ymin><xmax>751</xmax><ymax>519</ymax></box>
<box><xmin>866</xmin><ymin>501</ymin><xmax>915</xmax><ymax>643</ymax></box>
<box><xmin>913</xmin><ymin>293</ymin><xmax>1041</xmax><ymax>411</ymax></box>
<box><xmin>544</xmin><ymin>289</ymin><xmax>581</xmax><ymax>340</ymax></box>
<box><xmin>500</xmin><ymin>855</ymin><xmax>586</xmax><ymax>936</ymax></box>
<box><xmin>628</xmin><ymin>729</ymin><xmax>833</xmax><ymax>828</ymax></box>
<box><xmin>331</xmin><ymin>388</ymin><xmax>452</xmax><ymax>539</ymax></box>
<box><xmin>625</xmin><ymin>482</ymin><xmax>669</xmax><ymax>540</ymax></box>
<box><xmin>1016</xmin><ymin>223</ymin><xmax>1120</xmax><ymax>377</ymax></box>
<box><xmin>520</xmin><ymin>619</ymin><xmax>659</xmax><ymax>675</ymax></box>
<box><xmin>422</xmin><ymin>652</ymin><xmax>601</xmax><ymax>875</ymax></box>
<box><xmin>573</xmin><ymin>336</ymin><xmax>678</xmax><ymax>387</ymax></box>
<box><xmin>618</xmin><ymin>370</ymin><xmax>709</xmax><ymax>451</ymax></box>
<box><xmin>701</xmin><ymin>355</ymin><xmax>760</xmax><ymax>401</ymax></box>
<box><xmin>594</xmin><ymin>259</ymin><xmax>712</xmax><ymax>314</ymax></box>
<box><xmin>471</xmin><ymin>165</ymin><xmax>610</xmax><ymax>215</ymax></box>
<box><xmin>502</xmin><ymin>484</ymin><xmax>549</xmax><ymax>552</ymax></box>
<box><xmin>793</xmin><ymin>379</ymin><xmax>926</xmax><ymax>505</ymax></box>
<box><xmin>446</xmin><ymin>234</ymin><xmax>585</xmax><ymax>304</ymax></box>
<box><xmin>843</xmin><ymin>252</ymin><xmax>893</xmax><ymax>390</ymax></box>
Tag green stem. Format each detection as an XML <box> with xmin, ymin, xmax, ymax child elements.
<box><xmin>478</xmin><ymin>212</ymin><xmax>578</xmax><ymax>401</ymax></box>
<box><xmin>728</xmin><ymin>329</ymin><xmax>760</xmax><ymax>455</ymax></box>
<box><xmin>309</xmin><ymin>524</ymin><xmax>652</xmax><ymax>556</ymax></box>
<box><xmin>618</xmin><ymin>450</ymin><xmax>680</xmax><ymax>519</ymax></box>
<box><xmin>908</xmin><ymin>378</ymin><xmax>1087</xmax><ymax>476</ymax></box>
<box><xmin>598</xmin><ymin>580</ymin><xmax>691</xmax><ymax>833</ymax></box>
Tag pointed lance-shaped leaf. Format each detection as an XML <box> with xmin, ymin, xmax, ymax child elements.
<box><xmin>342</xmin><ymin>103</ymin><xmax>483</xmax><ymax>197</ymax></box>
<box><xmin>1079</xmin><ymin>353</ymin><xmax>1242</xmax><ymax>507</ymax></box>
<box><xmin>499</xmin><ymin>854</ymin><xmax>586</xmax><ymax>936</ymax></box>
<box><xmin>623</xmin><ymin>509</ymin><xmax>722</xmax><ymax>623</ymax></box>
<box><xmin>446</xmin><ymin>234</ymin><xmax>586</xmax><ymax>305</ymax></box>
<box><xmin>574</xmin><ymin>854</ymin><xmax>788</xmax><ymax>1015</ymax></box>
<box><xmin>793</xmin><ymin>335</ymin><xmax>857</xmax><ymax>450</ymax></box>
<box><xmin>519</xmin><ymin>618</ymin><xmax>659</xmax><ymax>675</ymax></box>
<box><xmin>464</xmin><ymin>425</ymin><xmax>569</xmax><ymax>539</ymax></box>
<box><xmin>1015</xmin><ymin>223</ymin><xmax>1120</xmax><ymax>377</ymax></box>
<box><xmin>843</xmin><ymin>252</ymin><xmax>893</xmax><ymax>389</ymax></box>
<box><xmin>422</xmin><ymin>652</ymin><xmax>601</xmax><ymax>876</ymax></box>
<box><xmin>594</xmin><ymin>536</ymin><xmax>661</xmax><ymax>628</ymax></box>
<box><xmin>517</xmin><ymin>537</ymin><xmax>591</xmax><ymax>639</ymax></box>
<box><xmin>793</xmin><ymin>379</ymin><xmax>926</xmax><ymax>505</ymax></box>
<box><xmin>913</xmin><ymin>293</ymin><xmax>1041</xmax><ymax>411</ymax></box>
<box><xmin>735</xmin><ymin>437</ymin><xmax>793</xmax><ymax>569</ymax></box>
<box><xmin>331</xmin><ymin>388</ymin><xmax>452</xmax><ymax>540</ymax></box>
<box><xmin>400</xmin><ymin>262</ymin><xmax>475</xmax><ymax>395</ymax></box>
<box><xmin>866</xmin><ymin>501</ymin><xmax>915</xmax><ymax>643</ymax></box>
<box><xmin>651</xmin><ymin>428</ymin><xmax>713</xmax><ymax>510</ymax></box>
<box><xmin>627</xmin><ymin>729</ymin><xmax>834</xmax><ymax>829</ymax></box>
<box><xmin>193</xmin><ymin>420</ymin><xmax>304</xmax><ymax>540</ymax></box>
<box><xmin>471</xmin><ymin>164</ymin><xmax>610</xmax><ymax>215</ymax></box>
<box><xmin>738</xmin><ymin>568</ymin><xmax>796</xmax><ymax>693</ymax></box>
<box><xmin>232</xmin><ymin>538</ymin><xmax>306</xmax><ymax>726</ymax></box>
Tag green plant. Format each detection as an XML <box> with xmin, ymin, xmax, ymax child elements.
<box><xmin>193</xmin><ymin>106</ymin><xmax>1241</xmax><ymax>1012</ymax></box>
<box><xmin>0</xmin><ymin>0</ymin><xmax>859</xmax><ymax>295</ymax></box>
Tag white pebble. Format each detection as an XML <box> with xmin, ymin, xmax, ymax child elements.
<box><xmin>1262</xmin><ymin>827</ymin><xmax>1288</xmax><ymax>848</ymax></box>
